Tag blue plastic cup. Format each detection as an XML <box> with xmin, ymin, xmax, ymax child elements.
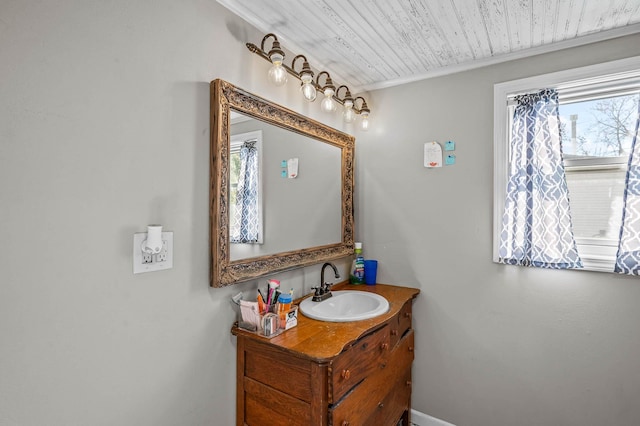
<box><xmin>364</xmin><ymin>260</ymin><xmax>378</xmax><ymax>285</ymax></box>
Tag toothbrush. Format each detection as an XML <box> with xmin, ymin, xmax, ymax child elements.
<box><xmin>267</xmin><ymin>279</ymin><xmax>280</xmax><ymax>306</ymax></box>
<box><xmin>266</xmin><ymin>287</ymin><xmax>274</xmax><ymax>306</ymax></box>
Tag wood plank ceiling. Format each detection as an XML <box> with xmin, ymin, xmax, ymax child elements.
<box><xmin>218</xmin><ymin>0</ymin><xmax>640</xmax><ymax>92</ymax></box>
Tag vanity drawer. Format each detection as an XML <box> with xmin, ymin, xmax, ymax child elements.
<box><xmin>330</xmin><ymin>330</ymin><xmax>414</xmax><ymax>426</ymax></box>
<box><xmin>243</xmin><ymin>339</ymin><xmax>313</xmax><ymax>402</ymax></box>
<box><xmin>391</xmin><ymin>300</ymin><xmax>413</xmax><ymax>348</ymax></box>
<box><xmin>364</xmin><ymin>368</ymin><xmax>412</xmax><ymax>425</ymax></box>
<box><xmin>244</xmin><ymin>377</ymin><xmax>311</xmax><ymax>425</ymax></box>
<box><xmin>329</xmin><ymin>325</ymin><xmax>390</xmax><ymax>403</ymax></box>
<box><xmin>398</xmin><ymin>300</ymin><xmax>413</xmax><ymax>335</ymax></box>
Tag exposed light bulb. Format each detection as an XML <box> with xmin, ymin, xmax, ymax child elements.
<box><xmin>356</xmin><ymin>98</ymin><xmax>371</xmax><ymax>131</ymax></box>
<box><xmin>268</xmin><ymin>52</ymin><xmax>288</xmax><ymax>86</ymax></box>
<box><xmin>301</xmin><ymin>82</ymin><xmax>317</xmax><ymax>101</ymax></box>
<box><xmin>360</xmin><ymin>112</ymin><xmax>370</xmax><ymax>131</ymax></box>
<box><xmin>300</xmin><ymin>71</ymin><xmax>316</xmax><ymax>102</ymax></box>
<box><xmin>268</xmin><ymin>64</ymin><xmax>288</xmax><ymax>86</ymax></box>
<box><xmin>343</xmin><ymin>100</ymin><xmax>356</xmax><ymax>123</ymax></box>
<box><xmin>321</xmin><ymin>88</ymin><xmax>336</xmax><ymax>112</ymax></box>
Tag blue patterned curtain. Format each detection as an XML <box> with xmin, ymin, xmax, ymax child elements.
<box><xmin>230</xmin><ymin>141</ymin><xmax>260</xmax><ymax>243</ymax></box>
<box><xmin>499</xmin><ymin>88</ymin><xmax>582</xmax><ymax>269</ymax></box>
<box><xmin>614</xmin><ymin>96</ymin><xmax>640</xmax><ymax>274</ymax></box>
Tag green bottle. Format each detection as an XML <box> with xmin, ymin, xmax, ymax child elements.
<box><xmin>349</xmin><ymin>242</ymin><xmax>365</xmax><ymax>284</ymax></box>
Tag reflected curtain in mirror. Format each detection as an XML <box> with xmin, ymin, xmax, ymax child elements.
<box><xmin>230</xmin><ymin>140</ymin><xmax>261</xmax><ymax>244</ymax></box>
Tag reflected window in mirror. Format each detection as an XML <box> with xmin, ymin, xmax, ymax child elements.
<box><xmin>230</xmin><ymin>130</ymin><xmax>263</xmax><ymax>247</ymax></box>
<box><xmin>229</xmin><ymin>112</ymin><xmax>342</xmax><ymax>262</ymax></box>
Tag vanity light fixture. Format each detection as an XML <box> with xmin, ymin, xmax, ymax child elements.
<box><xmin>264</xmin><ymin>34</ymin><xmax>288</xmax><ymax>87</ymax></box>
<box><xmin>355</xmin><ymin>97</ymin><xmax>370</xmax><ymax>131</ymax></box>
<box><xmin>317</xmin><ymin>71</ymin><xmax>337</xmax><ymax>113</ymax></box>
<box><xmin>246</xmin><ymin>33</ymin><xmax>372</xmax><ymax>130</ymax></box>
<box><xmin>292</xmin><ymin>55</ymin><xmax>316</xmax><ymax>102</ymax></box>
<box><xmin>337</xmin><ymin>85</ymin><xmax>356</xmax><ymax>124</ymax></box>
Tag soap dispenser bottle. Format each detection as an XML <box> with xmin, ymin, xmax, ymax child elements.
<box><xmin>349</xmin><ymin>242</ymin><xmax>365</xmax><ymax>284</ymax></box>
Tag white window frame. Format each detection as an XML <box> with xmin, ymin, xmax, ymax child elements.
<box><xmin>493</xmin><ymin>55</ymin><xmax>640</xmax><ymax>272</ymax></box>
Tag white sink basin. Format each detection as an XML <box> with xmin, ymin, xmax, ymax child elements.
<box><xmin>299</xmin><ymin>290</ymin><xmax>389</xmax><ymax>322</ymax></box>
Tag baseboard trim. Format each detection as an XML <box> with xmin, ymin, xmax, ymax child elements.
<box><xmin>411</xmin><ymin>409</ymin><xmax>456</xmax><ymax>426</ymax></box>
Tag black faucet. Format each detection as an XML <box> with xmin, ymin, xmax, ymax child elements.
<box><xmin>312</xmin><ymin>262</ymin><xmax>340</xmax><ymax>302</ymax></box>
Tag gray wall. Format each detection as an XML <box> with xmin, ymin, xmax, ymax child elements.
<box><xmin>359</xmin><ymin>36</ymin><xmax>640</xmax><ymax>425</ymax></box>
<box><xmin>0</xmin><ymin>1</ymin><xmax>349</xmax><ymax>425</ymax></box>
<box><xmin>2</xmin><ymin>1</ymin><xmax>640</xmax><ymax>425</ymax></box>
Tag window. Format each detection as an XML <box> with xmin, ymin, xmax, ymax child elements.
<box><xmin>494</xmin><ymin>56</ymin><xmax>640</xmax><ymax>272</ymax></box>
<box><xmin>561</xmin><ymin>94</ymin><xmax>639</xmax><ymax>271</ymax></box>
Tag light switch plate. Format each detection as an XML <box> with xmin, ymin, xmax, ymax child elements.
<box><xmin>133</xmin><ymin>231</ymin><xmax>173</xmax><ymax>274</ymax></box>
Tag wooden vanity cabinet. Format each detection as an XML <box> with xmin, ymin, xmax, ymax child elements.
<box><xmin>232</xmin><ymin>284</ymin><xmax>419</xmax><ymax>426</ymax></box>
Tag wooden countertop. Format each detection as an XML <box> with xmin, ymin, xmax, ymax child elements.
<box><xmin>231</xmin><ymin>283</ymin><xmax>420</xmax><ymax>362</ymax></box>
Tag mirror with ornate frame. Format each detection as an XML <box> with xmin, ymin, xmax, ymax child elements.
<box><xmin>210</xmin><ymin>79</ymin><xmax>355</xmax><ymax>287</ymax></box>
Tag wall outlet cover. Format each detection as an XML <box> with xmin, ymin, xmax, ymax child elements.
<box><xmin>133</xmin><ymin>231</ymin><xmax>173</xmax><ymax>274</ymax></box>
<box><xmin>142</xmin><ymin>252</ymin><xmax>153</xmax><ymax>264</ymax></box>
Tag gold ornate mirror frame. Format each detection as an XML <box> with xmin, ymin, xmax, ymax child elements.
<box><xmin>210</xmin><ymin>79</ymin><xmax>355</xmax><ymax>287</ymax></box>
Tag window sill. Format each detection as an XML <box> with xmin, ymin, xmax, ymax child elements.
<box><xmin>576</xmin><ymin>242</ymin><xmax>616</xmax><ymax>272</ymax></box>
<box><xmin>579</xmin><ymin>255</ymin><xmax>614</xmax><ymax>272</ymax></box>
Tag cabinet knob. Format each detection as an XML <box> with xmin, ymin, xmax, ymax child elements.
<box><xmin>341</xmin><ymin>369</ymin><xmax>351</xmax><ymax>380</ymax></box>
<box><xmin>391</xmin><ymin>330</ymin><xmax>398</xmax><ymax>336</ymax></box>
<box><xmin>408</xmin><ymin>346</ymin><xmax>414</xmax><ymax>352</ymax></box>
<box><xmin>380</xmin><ymin>362</ymin><xmax>387</xmax><ymax>369</ymax></box>
<box><xmin>406</xmin><ymin>380</ymin><xmax>412</xmax><ymax>387</ymax></box>
<box><xmin>380</xmin><ymin>342</ymin><xmax>389</xmax><ymax>350</ymax></box>
<box><xmin>378</xmin><ymin>403</ymin><xmax>384</xmax><ymax>409</ymax></box>
<box><xmin>405</xmin><ymin>312</ymin><xmax>412</xmax><ymax>318</ymax></box>
<box><xmin>342</xmin><ymin>422</ymin><xmax>350</xmax><ymax>426</ymax></box>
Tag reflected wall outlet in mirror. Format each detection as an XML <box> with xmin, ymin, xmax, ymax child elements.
<box><xmin>133</xmin><ymin>231</ymin><xmax>173</xmax><ymax>274</ymax></box>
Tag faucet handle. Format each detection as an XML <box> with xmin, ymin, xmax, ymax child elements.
<box><xmin>311</xmin><ymin>286</ymin><xmax>323</xmax><ymax>296</ymax></box>
<box><xmin>322</xmin><ymin>282</ymin><xmax>333</xmax><ymax>292</ymax></box>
